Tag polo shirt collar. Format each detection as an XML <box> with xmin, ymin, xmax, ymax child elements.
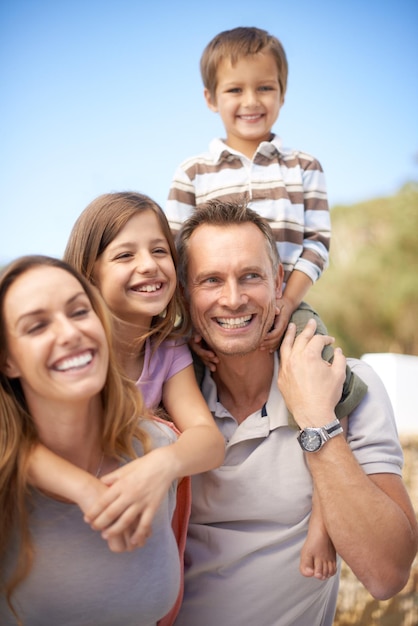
<box><xmin>202</xmin><ymin>352</ymin><xmax>289</xmax><ymax>431</ymax></box>
<box><xmin>209</xmin><ymin>134</ymin><xmax>283</xmax><ymax>164</ymax></box>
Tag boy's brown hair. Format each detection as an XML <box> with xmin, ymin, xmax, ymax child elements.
<box><xmin>200</xmin><ymin>26</ymin><xmax>288</xmax><ymax>99</ymax></box>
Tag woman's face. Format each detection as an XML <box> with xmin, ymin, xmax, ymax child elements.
<box><xmin>2</xmin><ymin>265</ymin><xmax>109</xmax><ymax>413</ymax></box>
<box><xmin>93</xmin><ymin>210</ymin><xmax>177</xmax><ymax>327</ymax></box>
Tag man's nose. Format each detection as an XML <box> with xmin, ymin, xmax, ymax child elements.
<box><xmin>218</xmin><ymin>280</ymin><xmax>248</xmax><ymax>309</ymax></box>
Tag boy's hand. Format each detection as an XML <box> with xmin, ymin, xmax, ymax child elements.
<box><xmin>260</xmin><ymin>298</ymin><xmax>293</xmax><ymax>353</ymax></box>
<box><xmin>84</xmin><ymin>447</ymin><xmax>176</xmax><ymax>549</ymax></box>
<box><xmin>189</xmin><ymin>333</ymin><xmax>219</xmax><ymax>372</ymax></box>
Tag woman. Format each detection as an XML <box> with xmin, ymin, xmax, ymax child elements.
<box><xmin>0</xmin><ymin>255</ymin><xmax>181</xmax><ymax>626</ymax></box>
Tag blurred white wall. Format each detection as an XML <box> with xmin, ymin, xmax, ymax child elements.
<box><xmin>361</xmin><ymin>353</ymin><xmax>418</xmax><ymax>435</ymax></box>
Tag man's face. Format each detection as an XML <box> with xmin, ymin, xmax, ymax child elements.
<box><xmin>186</xmin><ymin>223</ymin><xmax>282</xmax><ymax>357</ymax></box>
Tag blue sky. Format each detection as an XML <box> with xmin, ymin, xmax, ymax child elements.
<box><xmin>1</xmin><ymin>0</ymin><xmax>417</xmax><ymax>263</ymax></box>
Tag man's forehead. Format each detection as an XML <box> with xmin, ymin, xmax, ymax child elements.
<box><xmin>187</xmin><ymin>223</ymin><xmax>270</xmax><ymax>273</ymax></box>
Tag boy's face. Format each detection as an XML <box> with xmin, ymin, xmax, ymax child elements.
<box><xmin>204</xmin><ymin>51</ymin><xmax>284</xmax><ymax>158</ymax></box>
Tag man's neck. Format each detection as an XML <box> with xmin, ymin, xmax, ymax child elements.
<box><xmin>212</xmin><ymin>351</ymin><xmax>275</xmax><ymax>424</ymax></box>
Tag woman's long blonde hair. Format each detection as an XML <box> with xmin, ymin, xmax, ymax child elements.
<box><xmin>0</xmin><ymin>255</ymin><xmax>152</xmax><ymax>620</ymax></box>
<box><xmin>63</xmin><ymin>191</ymin><xmax>190</xmax><ymax>350</ymax></box>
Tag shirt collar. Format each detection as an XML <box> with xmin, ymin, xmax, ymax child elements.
<box><xmin>201</xmin><ymin>352</ymin><xmax>289</xmax><ymax>430</ymax></box>
<box><xmin>209</xmin><ymin>134</ymin><xmax>282</xmax><ymax>164</ymax></box>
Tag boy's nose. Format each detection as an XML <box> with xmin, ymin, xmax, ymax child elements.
<box><xmin>242</xmin><ymin>89</ymin><xmax>258</xmax><ymax>107</ymax></box>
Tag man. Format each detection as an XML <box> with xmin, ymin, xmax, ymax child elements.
<box><xmin>174</xmin><ymin>200</ymin><xmax>417</xmax><ymax>626</ymax></box>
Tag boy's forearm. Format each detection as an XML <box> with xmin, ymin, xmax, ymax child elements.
<box><xmin>282</xmin><ymin>270</ymin><xmax>313</xmax><ymax>311</ymax></box>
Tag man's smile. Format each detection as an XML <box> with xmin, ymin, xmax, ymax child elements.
<box><xmin>215</xmin><ymin>315</ymin><xmax>253</xmax><ymax>329</ymax></box>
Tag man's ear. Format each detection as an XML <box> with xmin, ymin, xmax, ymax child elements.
<box><xmin>275</xmin><ymin>264</ymin><xmax>284</xmax><ymax>300</ymax></box>
<box><xmin>2</xmin><ymin>357</ymin><xmax>21</xmax><ymax>379</ymax></box>
<box><xmin>204</xmin><ymin>88</ymin><xmax>218</xmax><ymax>113</ymax></box>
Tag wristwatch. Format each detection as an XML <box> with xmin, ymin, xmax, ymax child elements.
<box><xmin>297</xmin><ymin>418</ymin><xmax>343</xmax><ymax>453</ymax></box>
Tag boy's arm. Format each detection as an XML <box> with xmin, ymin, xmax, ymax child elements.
<box><xmin>295</xmin><ymin>158</ymin><xmax>331</xmax><ymax>282</ymax></box>
<box><xmin>165</xmin><ymin>165</ymin><xmax>196</xmax><ymax>235</ymax></box>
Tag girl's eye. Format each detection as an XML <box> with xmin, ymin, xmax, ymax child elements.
<box><xmin>153</xmin><ymin>247</ymin><xmax>169</xmax><ymax>255</ymax></box>
<box><xmin>114</xmin><ymin>252</ymin><xmax>132</xmax><ymax>261</ymax></box>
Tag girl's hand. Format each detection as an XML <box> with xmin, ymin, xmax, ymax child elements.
<box><xmin>77</xmin><ymin>474</ymin><xmax>137</xmax><ymax>553</ymax></box>
<box><xmin>84</xmin><ymin>446</ymin><xmax>176</xmax><ymax>548</ymax></box>
<box><xmin>189</xmin><ymin>333</ymin><xmax>219</xmax><ymax>372</ymax></box>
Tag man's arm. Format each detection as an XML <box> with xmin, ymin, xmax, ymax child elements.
<box><xmin>278</xmin><ymin>320</ymin><xmax>418</xmax><ymax>599</ymax></box>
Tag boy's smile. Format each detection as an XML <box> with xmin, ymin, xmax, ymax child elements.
<box><xmin>204</xmin><ymin>51</ymin><xmax>284</xmax><ymax>159</ymax></box>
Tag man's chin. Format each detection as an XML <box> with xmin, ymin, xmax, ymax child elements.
<box><xmin>207</xmin><ymin>338</ymin><xmax>261</xmax><ymax>358</ymax></box>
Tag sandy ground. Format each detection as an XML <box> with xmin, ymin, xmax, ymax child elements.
<box><xmin>334</xmin><ymin>436</ymin><xmax>418</xmax><ymax>626</ymax></box>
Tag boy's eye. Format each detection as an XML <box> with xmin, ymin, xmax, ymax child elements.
<box><xmin>258</xmin><ymin>85</ymin><xmax>274</xmax><ymax>92</ymax></box>
<box><xmin>226</xmin><ymin>87</ymin><xmax>241</xmax><ymax>94</ymax></box>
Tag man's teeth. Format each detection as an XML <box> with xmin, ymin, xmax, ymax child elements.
<box><xmin>55</xmin><ymin>352</ymin><xmax>93</xmax><ymax>371</ymax></box>
<box><xmin>217</xmin><ymin>315</ymin><xmax>252</xmax><ymax>329</ymax></box>
<box><xmin>136</xmin><ymin>283</ymin><xmax>162</xmax><ymax>293</ymax></box>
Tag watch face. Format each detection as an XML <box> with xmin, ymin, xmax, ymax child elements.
<box><xmin>299</xmin><ymin>429</ymin><xmax>322</xmax><ymax>452</ymax></box>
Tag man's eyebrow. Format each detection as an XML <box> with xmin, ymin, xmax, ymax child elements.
<box><xmin>15</xmin><ymin>291</ymin><xmax>87</xmax><ymax>324</ymax></box>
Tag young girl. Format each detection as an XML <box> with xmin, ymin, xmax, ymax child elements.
<box><xmin>0</xmin><ymin>256</ymin><xmax>181</xmax><ymax>625</ymax></box>
<box><xmin>28</xmin><ymin>193</ymin><xmax>225</xmax><ymax>615</ymax></box>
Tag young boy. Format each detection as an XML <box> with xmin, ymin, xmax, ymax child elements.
<box><xmin>165</xmin><ymin>26</ymin><xmax>367</xmax><ymax>581</ymax></box>
<box><xmin>166</xmin><ymin>26</ymin><xmax>329</xmax><ymax>343</ymax></box>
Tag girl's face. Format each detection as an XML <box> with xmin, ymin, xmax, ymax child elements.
<box><xmin>2</xmin><ymin>266</ymin><xmax>109</xmax><ymax>414</ymax></box>
<box><xmin>94</xmin><ymin>210</ymin><xmax>176</xmax><ymax>327</ymax></box>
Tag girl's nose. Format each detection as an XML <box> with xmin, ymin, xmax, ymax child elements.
<box><xmin>135</xmin><ymin>252</ymin><xmax>158</xmax><ymax>274</ymax></box>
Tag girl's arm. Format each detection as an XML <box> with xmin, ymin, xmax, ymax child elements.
<box><xmin>28</xmin><ymin>444</ymin><xmax>134</xmax><ymax>552</ymax></box>
<box><xmin>28</xmin><ymin>443</ymin><xmax>105</xmax><ymax>510</ymax></box>
<box><xmin>85</xmin><ymin>365</ymin><xmax>224</xmax><ymax>546</ymax></box>
<box><xmin>161</xmin><ymin>363</ymin><xmax>225</xmax><ymax>475</ymax></box>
